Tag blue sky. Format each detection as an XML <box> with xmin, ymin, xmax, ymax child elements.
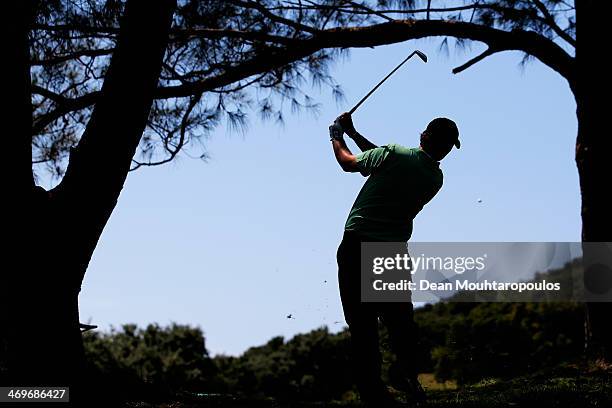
<box><xmin>63</xmin><ymin>39</ymin><xmax>578</xmax><ymax>356</ymax></box>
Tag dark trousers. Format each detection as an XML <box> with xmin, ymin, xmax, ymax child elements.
<box><xmin>337</xmin><ymin>231</ymin><xmax>418</xmax><ymax>396</ymax></box>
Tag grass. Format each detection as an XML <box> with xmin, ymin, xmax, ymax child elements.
<box><xmin>121</xmin><ymin>365</ymin><xmax>611</xmax><ymax>408</ymax></box>
<box><xmin>418</xmin><ymin>373</ymin><xmax>458</xmax><ymax>391</ymax></box>
<box><xmin>425</xmin><ymin>368</ymin><xmax>611</xmax><ymax>408</ymax></box>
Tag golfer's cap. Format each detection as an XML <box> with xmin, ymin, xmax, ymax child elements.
<box><xmin>426</xmin><ymin>117</ymin><xmax>460</xmax><ymax>149</ymax></box>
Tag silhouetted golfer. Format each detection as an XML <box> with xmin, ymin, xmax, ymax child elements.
<box><xmin>329</xmin><ymin>112</ymin><xmax>460</xmax><ymax>405</ymax></box>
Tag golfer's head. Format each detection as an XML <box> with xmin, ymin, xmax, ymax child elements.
<box><xmin>420</xmin><ymin>117</ymin><xmax>460</xmax><ymax>161</ymax></box>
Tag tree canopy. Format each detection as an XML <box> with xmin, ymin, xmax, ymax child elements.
<box><xmin>31</xmin><ymin>0</ymin><xmax>575</xmax><ymax>177</ymax></box>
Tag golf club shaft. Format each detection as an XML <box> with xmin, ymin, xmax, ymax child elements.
<box><xmin>349</xmin><ymin>50</ymin><xmax>425</xmax><ymax>115</ymax></box>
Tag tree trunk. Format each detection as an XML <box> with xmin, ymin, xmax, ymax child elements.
<box><xmin>575</xmin><ymin>0</ymin><xmax>612</xmax><ymax>357</ymax></box>
<box><xmin>3</xmin><ymin>0</ymin><xmax>176</xmax><ymax>400</ymax></box>
<box><xmin>576</xmin><ymin>98</ymin><xmax>612</xmax><ymax>357</ymax></box>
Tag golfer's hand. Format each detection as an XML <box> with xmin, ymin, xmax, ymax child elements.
<box><xmin>329</xmin><ymin>122</ymin><xmax>343</xmax><ymax>141</ymax></box>
<box><xmin>336</xmin><ymin>112</ymin><xmax>355</xmax><ymax>135</ymax></box>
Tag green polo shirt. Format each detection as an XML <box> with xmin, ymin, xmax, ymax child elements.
<box><xmin>345</xmin><ymin>144</ymin><xmax>443</xmax><ymax>242</ymax></box>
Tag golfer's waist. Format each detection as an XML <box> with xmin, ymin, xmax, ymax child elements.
<box><xmin>343</xmin><ymin>228</ymin><xmax>408</xmax><ymax>243</ymax></box>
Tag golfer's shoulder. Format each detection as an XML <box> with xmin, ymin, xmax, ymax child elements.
<box><xmin>385</xmin><ymin>143</ymin><xmax>418</xmax><ymax>158</ymax></box>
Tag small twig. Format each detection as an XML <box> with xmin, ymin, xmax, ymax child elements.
<box><xmin>79</xmin><ymin>323</ymin><xmax>98</xmax><ymax>333</ymax></box>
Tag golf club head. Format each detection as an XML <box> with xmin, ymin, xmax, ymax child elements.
<box><xmin>415</xmin><ymin>50</ymin><xmax>427</xmax><ymax>63</ymax></box>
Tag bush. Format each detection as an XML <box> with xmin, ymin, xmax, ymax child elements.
<box><xmin>212</xmin><ymin>327</ymin><xmax>355</xmax><ymax>401</ymax></box>
<box><xmin>83</xmin><ymin>323</ymin><xmax>217</xmax><ymax>399</ymax></box>
<box><xmin>417</xmin><ymin>302</ymin><xmax>583</xmax><ymax>384</ymax></box>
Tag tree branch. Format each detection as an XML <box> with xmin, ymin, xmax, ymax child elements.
<box><xmin>32</xmin><ymin>23</ymin><xmax>119</xmax><ymax>34</ymax></box>
<box><xmin>32</xmin><ymin>85</ymin><xmax>70</xmax><ymax>104</ymax></box>
<box><xmin>452</xmin><ymin>46</ymin><xmax>498</xmax><ymax>74</ymax></box>
<box><xmin>32</xmin><ymin>91</ymin><xmax>100</xmax><ymax>134</ymax></box>
<box><xmin>131</xmin><ymin>93</ymin><xmax>201</xmax><ymax>170</ymax></box>
<box><xmin>162</xmin><ymin>19</ymin><xmax>575</xmax><ymax>93</ymax></box>
<box><xmin>227</xmin><ymin>0</ymin><xmax>320</xmax><ymax>34</ymax></box>
<box><xmin>346</xmin><ymin>1</ymin><xmax>394</xmax><ymax>22</ymax></box>
<box><xmin>33</xmin><ymin>18</ymin><xmax>575</xmax><ymax>134</ymax></box>
<box><xmin>532</xmin><ymin>0</ymin><xmax>576</xmax><ymax>47</ymax></box>
<box><xmin>174</xmin><ymin>28</ymin><xmax>306</xmax><ymax>45</ymax></box>
<box><xmin>30</xmin><ymin>48</ymin><xmax>114</xmax><ymax>66</ymax></box>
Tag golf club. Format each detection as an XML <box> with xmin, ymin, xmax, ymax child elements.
<box><xmin>329</xmin><ymin>49</ymin><xmax>427</xmax><ymax>140</ymax></box>
<box><xmin>349</xmin><ymin>50</ymin><xmax>427</xmax><ymax>114</ymax></box>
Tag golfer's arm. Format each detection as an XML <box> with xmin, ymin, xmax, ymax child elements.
<box><xmin>346</xmin><ymin>129</ymin><xmax>377</xmax><ymax>152</ymax></box>
<box><xmin>331</xmin><ymin>138</ymin><xmax>359</xmax><ymax>172</ymax></box>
